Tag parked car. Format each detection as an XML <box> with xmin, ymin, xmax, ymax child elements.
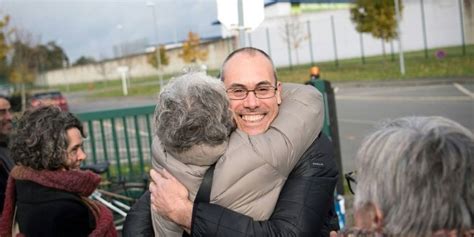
<box><xmin>30</xmin><ymin>91</ymin><xmax>69</xmax><ymax>111</ymax></box>
<box><xmin>0</xmin><ymin>84</ymin><xmax>14</xmax><ymax>97</ymax></box>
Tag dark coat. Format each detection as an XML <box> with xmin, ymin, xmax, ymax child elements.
<box><xmin>0</xmin><ymin>143</ymin><xmax>13</xmax><ymax>214</ymax></box>
<box><xmin>15</xmin><ymin>180</ymin><xmax>96</xmax><ymax>237</ymax></box>
<box><xmin>123</xmin><ymin>133</ymin><xmax>339</xmax><ymax>237</ymax></box>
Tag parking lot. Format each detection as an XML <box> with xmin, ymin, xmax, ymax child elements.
<box><xmin>335</xmin><ymin>81</ymin><xmax>474</xmax><ymax>173</ymax></box>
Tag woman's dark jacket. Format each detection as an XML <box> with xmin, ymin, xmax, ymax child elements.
<box><xmin>123</xmin><ymin>133</ymin><xmax>339</xmax><ymax>236</ymax></box>
<box><xmin>15</xmin><ymin>180</ymin><xmax>95</xmax><ymax>237</ymax></box>
<box><xmin>0</xmin><ymin>144</ymin><xmax>13</xmax><ymax>214</ymax></box>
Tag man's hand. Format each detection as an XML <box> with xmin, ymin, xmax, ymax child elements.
<box><xmin>149</xmin><ymin>168</ymin><xmax>193</xmax><ymax>230</ymax></box>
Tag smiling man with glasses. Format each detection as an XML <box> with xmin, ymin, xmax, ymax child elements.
<box><xmin>221</xmin><ymin>49</ymin><xmax>283</xmax><ymax>136</ymax></box>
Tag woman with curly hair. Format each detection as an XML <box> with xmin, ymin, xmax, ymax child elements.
<box><xmin>0</xmin><ymin>106</ymin><xmax>116</xmax><ymax>237</ymax></box>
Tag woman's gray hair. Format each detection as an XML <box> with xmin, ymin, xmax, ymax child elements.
<box><xmin>354</xmin><ymin>116</ymin><xmax>473</xmax><ymax>236</ymax></box>
<box><xmin>154</xmin><ymin>72</ymin><xmax>234</xmax><ymax>154</ymax></box>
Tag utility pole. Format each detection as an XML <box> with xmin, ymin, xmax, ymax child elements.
<box><xmin>394</xmin><ymin>0</ymin><xmax>405</xmax><ymax>75</ymax></box>
<box><xmin>146</xmin><ymin>1</ymin><xmax>164</xmax><ymax>91</ymax></box>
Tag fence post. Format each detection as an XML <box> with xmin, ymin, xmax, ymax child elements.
<box><xmin>307</xmin><ymin>20</ymin><xmax>315</xmax><ymax>65</ymax></box>
<box><xmin>285</xmin><ymin>22</ymin><xmax>293</xmax><ymax>70</ymax></box>
<box><xmin>390</xmin><ymin>40</ymin><xmax>395</xmax><ymax>62</ymax></box>
<box><xmin>330</xmin><ymin>15</ymin><xmax>339</xmax><ymax>67</ymax></box>
<box><xmin>359</xmin><ymin>33</ymin><xmax>366</xmax><ymax>64</ymax></box>
<box><xmin>420</xmin><ymin>0</ymin><xmax>428</xmax><ymax>59</ymax></box>
<box><xmin>458</xmin><ymin>0</ymin><xmax>466</xmax><ymax>56</ymax></box>
<box><xmin>247</xmin><ymin>32</ymin><xmax>253</xmax><ymax>47</ymax></box>
<box><xmin>266</xmin><ymin>27</ymin><xmax>272</xmax><ymax>57</ymax></box>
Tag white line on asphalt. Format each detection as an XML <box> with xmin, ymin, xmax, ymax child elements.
<box><xmin>339</xmin><ymin>119</ymin><xmax>377</xmax><ymax>125</ymax></box>
<box><xmin>336</xmin><ymin>95</ymin><xmax>472</xmax><ymax>101</ymax></box>
<box><xmin>453</xmin><ymin>83</ymin><xmax>474</xmax><ymax>98</ymax></box>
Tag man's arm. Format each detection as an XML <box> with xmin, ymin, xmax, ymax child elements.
<box><xmin>122</xmin><ymin>191</ymin><xmax>155</xmax><ymax>237</ymax></box>
<box><xmin>150</xmin><ymin>133</ymin><xmax>339</xmax><ymax>236</ymax></box>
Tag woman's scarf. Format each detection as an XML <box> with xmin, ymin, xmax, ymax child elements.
<box><xmin>0</xmin><ymin>166</ymin><xmax>117</xmax><ymax>237</ymax></box>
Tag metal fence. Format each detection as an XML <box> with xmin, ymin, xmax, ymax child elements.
<box><xmin>76</xmin><ymin>105</ymin><xmax>155</xmax><ymax>181</ymax></box>
<box><xmin>232</xmin><ymin>0</ymin><xmax>472</xmax><ymax>68</ymax></box>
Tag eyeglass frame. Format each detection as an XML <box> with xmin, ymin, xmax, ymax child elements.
<box><xmin>345</xmin><ymin>171</ymin><xmax>357</xmax><ymax>195</ymax></box>
<box><xmin>225</xmin><ymin>83</ymin><xmax>278</xmax><ymax>100</ymax></box>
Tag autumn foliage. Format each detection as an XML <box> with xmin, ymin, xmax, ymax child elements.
<box><xmin>179</xmin><ymin>32</ymin><xmax>208</xmax><ymax>63</ymax></box>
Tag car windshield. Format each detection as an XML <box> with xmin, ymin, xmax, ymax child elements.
<box><xmin>33</xmin><ymin>92</ymin><xmax>62</xmax><ymax>99</ymax></box>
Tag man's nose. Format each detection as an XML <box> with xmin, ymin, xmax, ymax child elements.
<box><xmin>243</xmin><ymin>91</ymin><xmax>260</xmax><ymax>109</ymax></box>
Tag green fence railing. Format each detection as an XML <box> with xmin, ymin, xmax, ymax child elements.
<box><xmin>76</xmin><ymin>105</ymin><xmax>155</xmax><ymax>181</ymax></box>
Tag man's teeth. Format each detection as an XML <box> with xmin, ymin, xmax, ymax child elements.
<box><xmin>242</xmin><ymin>114</ymin><xmax>264</xmax><ymax>122</ymax></box>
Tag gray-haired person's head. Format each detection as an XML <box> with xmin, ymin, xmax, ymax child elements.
<box><xmin>154</xmin><ymin>72</ymin><xmax>234</xmax><ymax>164</ymax></box>
<box><xmin>353</xmin><ymin>116</ymin><xmax>473</xmax><ymax>236</ymax></box>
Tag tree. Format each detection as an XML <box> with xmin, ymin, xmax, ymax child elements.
<box><xmin>280</xmin><ymin>14</ymin><xmax>308</xmax><ymax>65</ymax></box>
<box><xmin>39</xmin><ymin>41</ymin><xmax>68</xmax><ymax>70</ymax></box>
<box><xmin>73</xmin><ymin>56</ymin><xmax>96</xmax><ymax>66</ymax></box>
<box><xmin>0</xmin><ymin>15</ymin><xmax>14</xmax><ymax>83</ymax></box>
<box><xmin>179</xmin><ymin>32</ymin><xmax>208</xmax><ymax>63</ymax></box>
<box><xmin>147</xmin><ymin>44</ymin><xmax>169</xmax><ymax>69</ymax></box>
<box><xmin>350</xmin><ymin>0</ymin><xmax>402</xmax><ymax>42</ymax></box>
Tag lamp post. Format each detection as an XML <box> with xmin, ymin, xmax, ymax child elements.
<box><xmin>394</xmin><ymin>0</ymin><xmax>405</xmax><ymax>75</ymax></box>
<box><xmin>146</xmin><ymin>1</ymin><xmax>164</xmax><ymax>91</ymax></box>
<box><xmin>57</xmin><ymin>39</ymin><xmax>70</xmax><ymax>92</ymax></box>
<box><xmin>116</xmin><ymin>24</ymin><xmax>129</xmax><ymax>96</ymax></box>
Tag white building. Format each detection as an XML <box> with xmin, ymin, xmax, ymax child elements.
<box><xmin>38</xmin><ymin>0</ymin><xmax>473</xmax><ymax>86</ymax></box>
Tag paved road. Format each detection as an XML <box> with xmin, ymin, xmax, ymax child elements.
<box><xmin>335</xmin><ymin>81</ymin><xmax>473</xmax><ymax>173</ymax></box>
<box><xmin>67</xmin><ymin>80</ymin><xmax>474</xmax><ymax>174</ymax></box>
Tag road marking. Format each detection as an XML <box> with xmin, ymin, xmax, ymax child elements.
<box><xmin>453</xmin><ymin>83</ymin><xmax>474</xmax><ymax>98</ymax></box>
<box><xmin>339</xmin><ymin>118</ymin><xmax>377</xmax><ymax>125</ymax></box>
<box><xmin>335</xmin><ymin>84</ymin><xmax>447</xmax><ymax>97</ymax></box>
<box><xmin>336</xmin><ymin>95</ymin><xmax>472</xmax><ymax>101</ymax></box>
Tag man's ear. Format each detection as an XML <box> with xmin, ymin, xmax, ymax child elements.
<box><xmin>276</xmin><ymin>81</ymin><xmax>282</xmax><ymax>105</ymax></box>
<box><xmin>354</xmin><ymin>202</ymin><xmax>384</xmax><ymax>231</ymax></box>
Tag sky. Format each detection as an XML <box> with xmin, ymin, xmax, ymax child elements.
<box><xmin>0</xmin><ymin>0</ymin><xmax>222</xmax><ymax>62</ymax></box>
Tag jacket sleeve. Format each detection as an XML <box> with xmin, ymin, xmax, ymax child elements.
<box><xmin>191</xmin><ymin>133</ymin><xmax>339</xmax><ymax>237</ymax></box>
<box><xmin>255</xmin><ymin>83</ymin><xmax>324</xmax><ymax>174</ymax></box>
<box><xmin>122</xmin><ymin>191</ymin><xmax>155</xmax><ymax>237</ymax></box>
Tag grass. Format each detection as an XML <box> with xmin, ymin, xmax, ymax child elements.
<box><xmin>278</xmin><ymin>45</ymin><xmax>474</xmax><ymax>84</ymax></box>
<box><xmin>45</xmin><ymin>45</ymin><xmax>473</xmax><ymax>97</ymax></box>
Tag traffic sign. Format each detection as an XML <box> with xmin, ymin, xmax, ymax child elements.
<box><xmin>216</xmin><ymin>0</ymin><xmax>264</xmax><ymax>32</ymax></box>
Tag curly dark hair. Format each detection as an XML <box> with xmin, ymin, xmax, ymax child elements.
<box><xmin>9</xmin><ymin>106</ymin><xmax>85</xmax><ymax>170</ymax></box>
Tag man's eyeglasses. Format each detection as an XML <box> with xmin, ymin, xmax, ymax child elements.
<box><xmin>226</xmin><ymin>85</ymin><xmax>277</xmax><ymax>100</ymax></box>
<box><xmin>345</xmin><ymin>171</ymin><xmax>357</xmax><ymax>195</ymax></box>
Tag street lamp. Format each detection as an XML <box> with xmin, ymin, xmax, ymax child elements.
<box><xmin>146</xmin><ymin>1</ymin><xmax>164</xmax><ymax>91</ymax></box>
<box><xmin>57</xmin><ymin>39</ymin><xmax>70</xmax><ymax>92</ymax></box>
<box><xmin>116</xmin><ymin>24</ymin><xmax>125</xmax><ymax>58</ymax></box>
